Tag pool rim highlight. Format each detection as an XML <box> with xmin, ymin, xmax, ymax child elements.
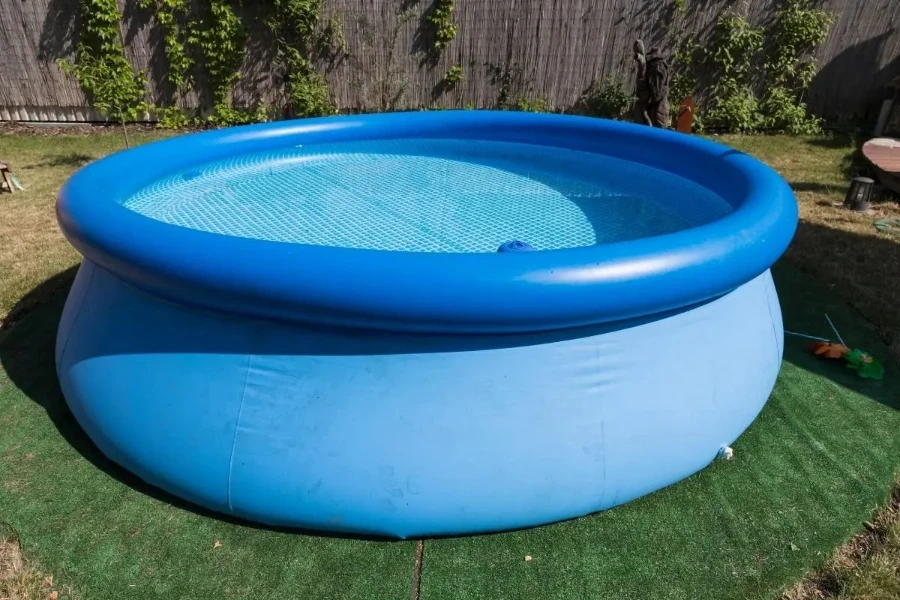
<box><xmin>56</xmin><ymin>110</ymin><xmax>798</xmax><ymax>334</ymax></box>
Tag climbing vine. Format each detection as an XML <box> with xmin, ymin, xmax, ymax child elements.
<box><xmin>704</xmin><ymin>11</ymin><xmax>765</xmax><ymax>132</ymax></box>
<box><xmin>189</xmin><ymin>0</ymin><xmax>252</xmax><ymax>125</ymax></box>
<box><xmin>324</xmin><ymin>15</ymin><xmax>349</xmax><ymax>58</ymax></box>
<box><xmin>761</xmin><ymin>0</ymin><xmax>834</xmax><ymax>133</ymax></box>
<box><xmin>138</xmin><ymin>0</ymin><xmax>193</xmax><ymax>128</ymax></box>
<box><xmin>59</xmin><ymin>0</ymin><xmax>148</xmax><ymax>142</ymax></box>
<box><xmin>443</xmin><ymin>65</ymin><xmax>464</xmax><ymax>86</ymax></box>
<box><xmin>267</xmin><ymin>0</ymin><xmax>341</xmax><ymax>118</ymax></box>
<box><xmin>354</xmin><ymin>8</ymin><xmax>417</xmax><ymax>111</ymax></box>
<box><xmin>426</xmin><ymin>0</ymin><xmax>456</xmax><ymax>53</ymax></box>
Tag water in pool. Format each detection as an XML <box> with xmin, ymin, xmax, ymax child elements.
<box><xmin>122</xmin><ymin>139</ymin><xmax>733</xmax><ymax>253</ymax></box>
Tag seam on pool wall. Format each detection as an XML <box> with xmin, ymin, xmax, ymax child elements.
<box><xmin>594</xmin><ymin>347</ymin><xmax>608</xmax><ymax>506</ymax></box>
<box><xmin>764</xmin><ymin>274</ymin><xmax>782</xmax><ymax>370</ymax></box>
<box><xmin>226</xmin><ymin>353</ymin><xmax>254</xmax><ymax>514</ymax></box>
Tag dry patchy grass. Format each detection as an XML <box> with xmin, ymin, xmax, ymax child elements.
<box><xmin>783</xmin><ymin>485</ymin><xmax>900</xmax><ymax>600</ymax></box>
<box><xmin>0</xmin><ymin>125</ymin><xmax>169</xmax><ymax>325</ymax></box>
<box><xmin>0</xmin><ymin>526</ymin><xmax>58</xmax><ymax>600</ymax></box>
<box><xmin>720</xmin><ymin>134</ymin><xmax>900</xmax><ymax>360</ymax></box>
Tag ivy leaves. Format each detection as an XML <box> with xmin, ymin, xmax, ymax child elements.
<box><xmin>269</xmin><ymin>0</ymin><xmax>339</xmax><ymax>118</ymax></box>
<box><xmin>426</xmin><ymin>0</ymin><xmax>457</xmax><ymax>53</ymax></box>
<box><xmin>191</xmin><ymin>0</ymin><xmax>246</xmax><ymax>109</ymax></box>
<box><xmin>63</xmin><ymin>0</ymin><xmax>342</xmax><ymax>127</ymax></box>
<box><xmin>140</xmin><ymin>0</ymin><xmax>194</xmax><ymax>99</ymax></box>
<box><xmin>59</xmin><ymin>0</ymin><xmax>148</xmax><ymax>125</ymax></box>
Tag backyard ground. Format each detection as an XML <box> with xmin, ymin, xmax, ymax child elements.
<box><xmin>0</xmin><ymin>124</ymin><xmax>899</xmax><ymax>600</ymax></box>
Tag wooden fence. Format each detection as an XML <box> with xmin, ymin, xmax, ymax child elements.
<box><xmin>1</xmin><ymin>0</ymin><xmax>899</xmax><ymax>122</ymax></box>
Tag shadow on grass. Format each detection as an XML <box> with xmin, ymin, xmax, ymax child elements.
<box><xmin>0</xmin><ymin>247</ymin><xmax>897</xmax><ymax>540</ymax></box>
<box><xmin>804</xmin><ymin>133</ymin><xmax>857</xmax><ymax>150</ymax></box>
<box><xmin>0</xmin><ymin>268</ymin><xmax>392</xmax><ymax>542</ymax></box>
<box><xmin>32</xmin><ymin>153</ymin><xmax>95</xmax><ymax>169</ymax></box>
<box><xmin>792</xmin><ymin>182</ymin><xmax>844</xmax><ymax>195</ymax></box>
<box><xmin>773</xmin><ymin>262</ymin><xmax>899</xmax><ymax>413</ymax></box>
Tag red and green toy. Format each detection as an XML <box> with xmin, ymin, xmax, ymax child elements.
<box><xmin>794</xmin><ymin>314</ymin><xmax>885</xmax><ymax>381</ymax></box>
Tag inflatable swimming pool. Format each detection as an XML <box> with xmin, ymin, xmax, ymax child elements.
<box><xmin>55</xmin><ymin>111</ymin><xmax>797</xmax><ymax>538</ymax></box>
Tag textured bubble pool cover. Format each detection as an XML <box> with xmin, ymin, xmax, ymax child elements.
<box><xmin>122</xmin><ymin>138</ymin><xmax>733</xmax><ymax>253</ymax></box>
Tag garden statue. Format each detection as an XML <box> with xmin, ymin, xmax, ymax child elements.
<box><xmin>633</xmin><ymin>40</ymin><xmax>670</xmax><ymax>128</ymax></box>
<box><xmin>632</xmin><ymin>40</ymin><xmax>650</xmax><ymax>125</ymax></box>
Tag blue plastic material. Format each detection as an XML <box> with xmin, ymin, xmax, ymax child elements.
<box><xmin>55</xmin><ymin>112</ymin><xmax>797</xmax><ymax>537</ymax></box>
<box><xmin>57</xmin><ymin>111</ymin><xmax>797</xmax><ymax>334</ymax></box>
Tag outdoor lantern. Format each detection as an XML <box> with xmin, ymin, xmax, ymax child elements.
<box><xmin>843</xmin><ymin>177</ymin><xmax>875</xmax><ymax>213</ymax></box>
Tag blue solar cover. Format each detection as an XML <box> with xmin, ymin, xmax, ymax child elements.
<box><xmin>122</xmin><ymin>139</ymin><xmax>732</xmax><ymax>253</ymax></box>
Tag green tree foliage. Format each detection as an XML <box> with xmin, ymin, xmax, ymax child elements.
<box><xmin>761</xmin><ymin>0</ymin><xmax>834</xmax><ymax>133</ymax></box>
<box><xmin>703</xmin><ymin>1</ymin><xmax>833</xmax><ymax>133</ymax></box>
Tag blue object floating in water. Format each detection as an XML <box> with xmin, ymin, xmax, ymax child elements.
<box><xmin>497</xmin><ymin>240</ymin><xmax>534</xmax><ymax>253</ymax></box>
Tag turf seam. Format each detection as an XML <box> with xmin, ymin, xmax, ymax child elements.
<box><xmin>226</xmin><ymin>353</ymin><xmax>254</xmax><ymax>514</ymax></box>
<box><xmin>410</xmin><ymin>539</ymin><xmax>424</xmax><ymax>600</ymax></box>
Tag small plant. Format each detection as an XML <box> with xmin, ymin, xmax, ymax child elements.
<box><xmin>704</xmin><ymin>11</ymin><xmax>764</xmax><ymax>131</ymax></box>
<box><xmin>759</xmin><ymin>86</ymin><xmax>822</xmax><ymax>134</ymax></box>
<box><xmin>515</xmin><ymin>97</ymin><xmax>551</xmax><ymax>113</ymax></box>
<box><xmin>765</xmin><ymin>0</ymin><xmax>833</xmax><ymax>90</ymax></box>
<box><xmin>706</xmin><ymin>85</ymin><xmax>763</xmax><ymax>132</ymax></box>
<box><xmin>205</xmin><ymin>103</ymin><xmax>269</xmax><ymax>127</ymax></box>
<box><xmin>579</xmin><ymin>78</ymin><xmax>633</xmax><ymax>120</ymax></box>
<box><xmin>485</xmin><ymin>61</ymin><xmax>530</xmax><ymax>110</ymax></box>
<box><xmin>760</xmin><ymin>0</ymin><xmax>834</xmax><ymax>134</ymax></box>
<box><xmin>708</xmin><ymin>11</ymin><xmax>764</xmax><ymax>87</ymax></box>
<box><xmin>701</xmin><ymin>2</ymin><xmax>832</xmax><ymax>133</ymax></box>
<box><xmin>156</xmin><ymin>105</ymin><xmax>191</xmax><ymax>129</ymax></box>
<box><xmin>443</xmin><ymin>65</ymin><xmax>464</xmax><ymax>86</ymax></box>
<box><xmin>425</xmin><ymin>0</ymin><xmax>456</xmax><ymax>53</ymax></box>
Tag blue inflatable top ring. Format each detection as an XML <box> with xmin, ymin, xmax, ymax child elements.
<box><xmin>56</xmin><ymin>111</ymin><xmax>797</xmax><ymax>333</ymax></box>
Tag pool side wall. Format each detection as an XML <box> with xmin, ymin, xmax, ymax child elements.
<box><xmin>56</xmin><ymin>262</ymin><xmax>784</xmax><ymax>538</ymax></box>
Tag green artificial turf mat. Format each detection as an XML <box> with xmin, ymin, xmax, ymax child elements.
<box><xmin>418</xmin><ymin>264</ymin><xmax>900</xmax><ymax>600</ymax></box>
<box><xmin>1</xmin><ymin>263</ymin><xmax>898</xmax><ymax>600</ymax></box>
<box><xmin>0</xmin><ymin>280</ymin><xmax>415</xmax><ymax>600</ymax></box>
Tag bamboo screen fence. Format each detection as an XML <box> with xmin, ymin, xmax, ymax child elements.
<box><xmin>1</xmin><ymin>0</ymin><xmax>898</xmax><ymax>122</ymax></box>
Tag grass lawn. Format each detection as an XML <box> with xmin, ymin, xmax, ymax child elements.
<box><xmin>719</xmin><ymin>134</ymin><xmax>900</xmax><ymax>363</ymax></box>
<box><xmin>1</xmin><ymin>124</ymin><xmax>899</xmax><ymax>599</ymax></box>
<box><xmin>0</xmin><ymin>128</ymin><xmax>170</xmax><ymax>325</ymax></box>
